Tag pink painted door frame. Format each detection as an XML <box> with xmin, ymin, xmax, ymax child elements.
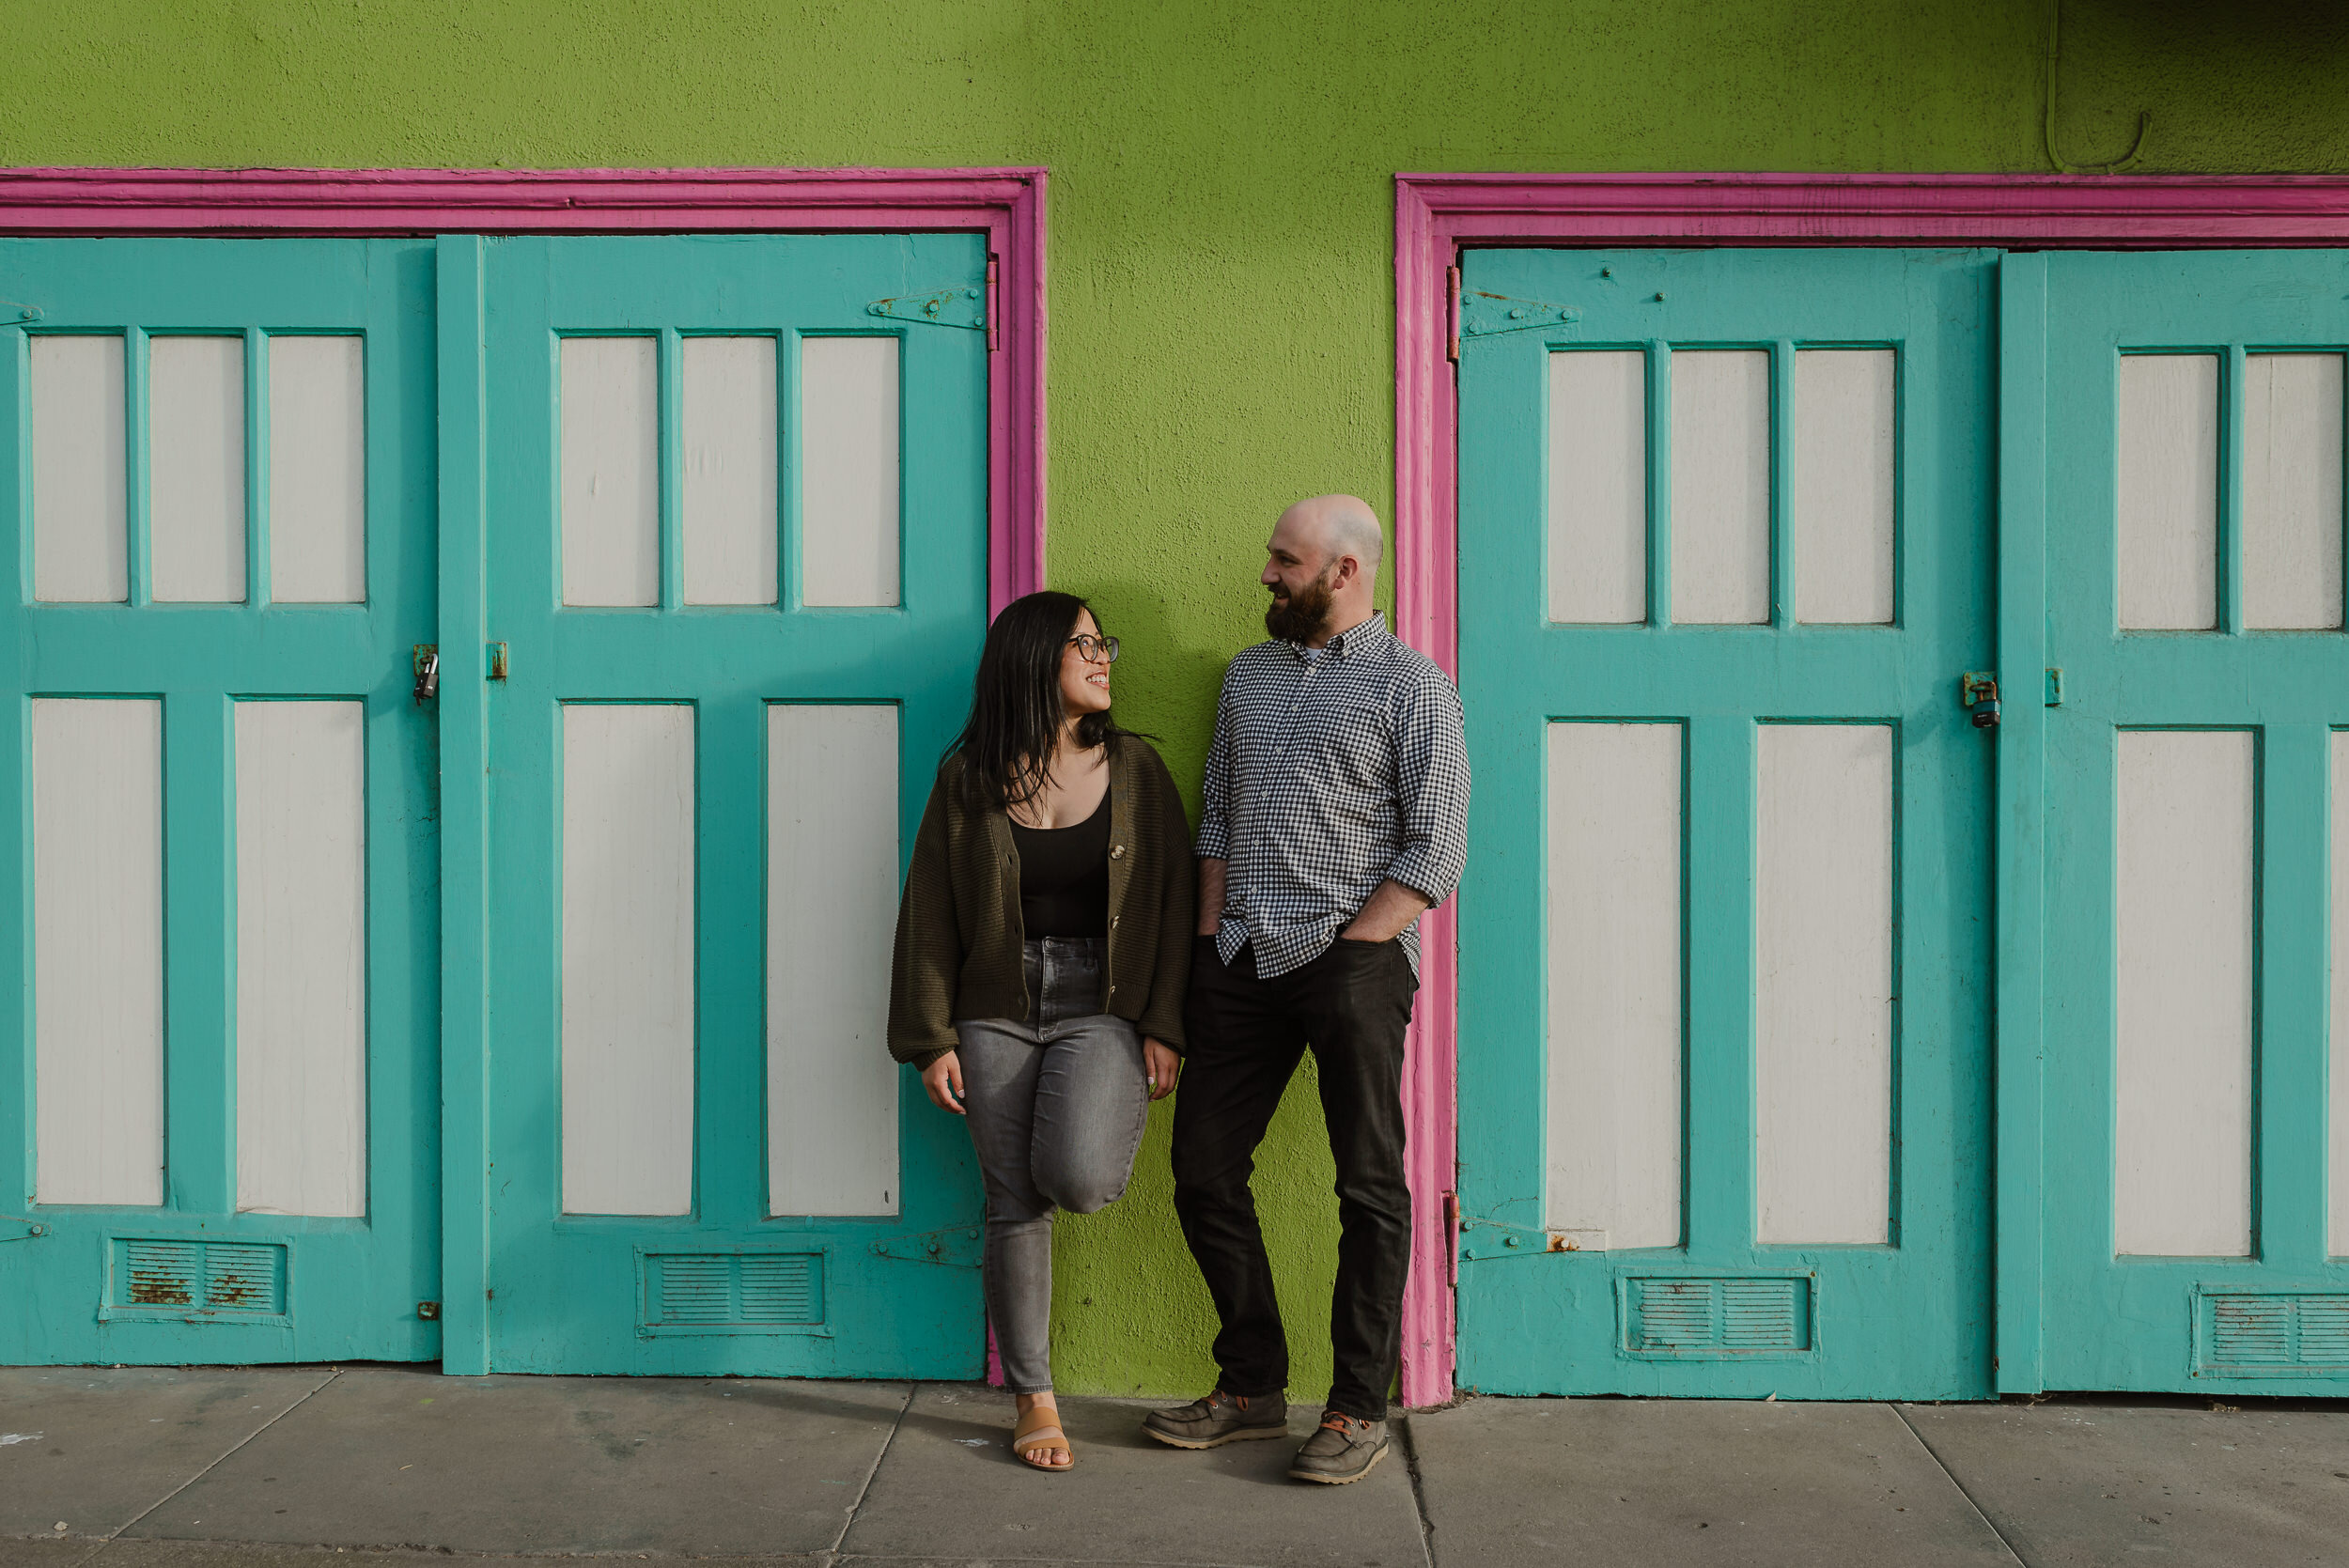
<box><xmin>1391</xmin><ymin>171</ymin><xmax>2349</xmax><ymax>1406</ymax></box>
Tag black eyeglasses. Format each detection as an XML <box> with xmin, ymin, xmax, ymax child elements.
<box><xmin>1066</xmin><ymin>633</ymin><xmax>1121</xmax><ymax>663</ymax></box>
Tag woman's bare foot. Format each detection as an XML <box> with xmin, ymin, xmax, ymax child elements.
<box><xmin>1013</xmin><ymin>1391</ymin><xmax>1071</xmax><ymax>1470</ymax></box>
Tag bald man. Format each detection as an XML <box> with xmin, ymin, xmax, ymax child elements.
<box><xmin>1143</xmin><ymin>495</ymin><xmax>1470</xmax><ymax>1484</ymax></box>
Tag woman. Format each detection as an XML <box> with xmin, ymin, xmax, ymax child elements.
<box><xmin>888</xmin><ymin>591</ymin><xmax>1195</xmax><ymax>1472</ymax></box>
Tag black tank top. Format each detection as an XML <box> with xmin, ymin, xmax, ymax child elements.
<box><xmin>1009</xmin><ymin>788</ymin><xmax>1112</xmax><ymax>938</ymax></box>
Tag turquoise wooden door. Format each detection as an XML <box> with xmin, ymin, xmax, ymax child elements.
<box><xmin>2039</xmin><ymin>251</ymin><xmax>2349</xmax><ymax>1392</ymax></box>
<box><xmin>0</xmin><ymin>240</ymin><xmax>440</xmax><ymax>1362</ymax></box>
<box><xmin>475</xmin><ymin>236</ymin><xmax>988</xmax><ymax>1374</ymax></box>
<box><xmin>1454</xmin><ymin>248</ymin><xmax>1998</xmax><ymax>1397</ymax></box>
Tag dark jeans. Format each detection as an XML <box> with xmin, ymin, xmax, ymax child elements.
<box><xmin>1171</xmin><ymin>935</ymin><xmax>1417</xmax><ymax>1421</ymax></box>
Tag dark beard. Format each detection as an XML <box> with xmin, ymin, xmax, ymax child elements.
<box><xmin>1265</xmin><ymin>567</ymin><xmax>1337</xmax><ymax>643</ymax></box>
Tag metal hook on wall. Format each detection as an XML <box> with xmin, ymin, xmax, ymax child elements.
<box><xmin>2046</xmin><ymin>0</ymin><xmax>2149</xmax><ymax>174</ymax></box>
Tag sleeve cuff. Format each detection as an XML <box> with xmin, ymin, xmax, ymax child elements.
<box><xmin>1385</xmin><ymin>862</ymin><xmax>1455</xmax><ymax>909</ymax></box>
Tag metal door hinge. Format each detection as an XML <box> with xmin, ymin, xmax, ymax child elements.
<box><xmin>416</xmin><ymin>1300</ymin><xmax>440</xmax><ymax>1320</ymax></box>
<box><xmin>987</xmin><ymin>254</ymin><xmax>1000</xmax><ymax>352</ymax></box>
<box><xmin>1459</xmin><ymin>289</ymin><xmax>1582</xmax><ymax>342</ymax></box>
<box><xmin>412</xmin><ymin>645</ymin><xmax>440</xmax><ymax>705</ymax></box>
<box><xmin>869</xmin><ymin>1225</ymin><xmax>983</xmax><ymax>1267</ymax></box>
<box><xmin>0</xmin><ymin>1215</ymin><xmax>49</xmax><ymax>1242</ymax></box>
<box><xmin>1457</xmin><ymin>1213</ymin><xmax>1595</xmax><ymax>1263</ymax></box>
<box><xmin>1</xmin><ymin>300</ymin><xmax>42</xmax><ymax>326</ymax></box>
<box><xmin>487</xmin><ymin>642</ymin><xmax>509</xmax><ymax>681</ymax></box>
<box><xmin>2045</xmin><ymin>667</ymin><xmax>2063</xmax><ymax>706</ymax></box>
<box><xmin>1446</xmin><ymin>265</ymin><xmax>1462</xmax><ymax>362</ymax></box>
<box><xmin>865</xmin><ymin>285</ymin><xmax>987</xmax><ymax>332</ymax></box>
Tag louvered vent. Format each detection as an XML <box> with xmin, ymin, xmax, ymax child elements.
<box><xmin>640</xmin><ymin>1251</ymin><xmax>823</xmax><ymax>1336</ymax></box>
<box><xmin>2198</xmin><ymin>1292</ymin><xmax>2349</xmax><ymax>1376</ymax></box>
<box><xmin>1623</xmin><ymin>1276</ymin><xmax>1811</xmax><ymax>1357</ymax></box>
<box><xmin>106</xmin><ymin>1239</ymin><xmax>286</xmax><ymax>1317</ymax></box>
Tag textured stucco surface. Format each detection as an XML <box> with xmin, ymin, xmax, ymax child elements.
<box><xmin>7</xmin><ymin>0</ymin><xmax>2348</xmax><ymax>1402</ymax></box>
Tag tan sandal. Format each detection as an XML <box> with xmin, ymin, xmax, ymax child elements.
<box><xmin>1011</xmin><ymin>1405</ymin><xmax>1075</xmax><ymax>1472</ymax></box>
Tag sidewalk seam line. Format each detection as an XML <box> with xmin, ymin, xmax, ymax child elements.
<box><xmin>1889</xmin><ymin>1401</ymin><xmax>2034</xmax><ymax>1568</ymax></box>
<box><xmin>1397</xmin><ymin>1413</ymin><xmax>1440</xmax><ymax>1568</ymax></box>
<box><xmin>71</xmin><ymin>1367</ymin><xmax>342</xmax><ymax>1568</ymax></box>
<box><xmin>827</xmin><ymin>1378</ymin><xmax>913</xmax><ymax>1562</ymax></box>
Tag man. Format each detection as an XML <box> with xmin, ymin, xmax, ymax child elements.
<box><xmin>1143</xmin><ymin>494</ymin><xmax>1470</xmax><ymax>1484</ymax></box>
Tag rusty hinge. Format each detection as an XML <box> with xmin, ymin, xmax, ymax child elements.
<box><xmin>415</xmin><ymin>1300</ymin><xmax>441</xmax><ymax>1321</ymax></box>
<box><xmin>865</xmin><ymin>284</ymin><xmax>987</xmax><ymax>333</ymax></box>
<box><xmin>1446</xmin><ymin>265</ymin><xmax>1462</xmax><ymax>362</ymax></box>
<box><xmin>1457</xmin><ymin>1212</ymin><xmax>1602</xmax><ymax>1263</ymax></box>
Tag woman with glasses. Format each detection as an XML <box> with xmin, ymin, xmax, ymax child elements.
<box><xmin>888</xmin><ymin>590</ymin><xmax>1194</xmax><ymax>1473</ymax></box>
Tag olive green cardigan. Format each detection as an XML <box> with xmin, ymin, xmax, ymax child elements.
<box><xmin>886</xmin><ymin>737</ymin><xmax>1197</xmax><ymax>1068</ymax></box>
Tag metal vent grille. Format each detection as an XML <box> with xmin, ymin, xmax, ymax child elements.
<box><xmin>640</xmin><ymin>1251</ymin><xmax>823</xmax><ymax>1336</ymax></box>
<box><xmin>107</xmin><ymin>1238</ymin><xmax>287</xmax><ymax>1316</ymax></box>
<box><xmin>1623</xmin><ymin>1276</ymin><xmax>1812</xmax><ymax>1357</ymax></box>
<box><xmin>2199</xmin><ymin>1292</ymin><xmax>2349</xmax><ymax>1376</ymax></box>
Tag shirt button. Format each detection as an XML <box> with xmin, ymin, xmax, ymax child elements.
<box><xmin>1107</xmin><ymin>985</ymin><xmax>1116</xmax><ymax>996</ymax></box>
<box><xmin>1111</xmin><ymin>844</ymin><xmax>1126</xmax><ymax>859</ymax></box>
<box><xmin>1112</xmin><ymin>915</ymin><xmax>1120</xmax><ymax>927</ymax></box>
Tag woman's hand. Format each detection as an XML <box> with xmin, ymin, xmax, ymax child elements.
<box><xmin>921</xmin><ymin>1051</ymin><xmax>966</xmax><ymax>1114</ymax></box>
<box><xmin>1143</xmin><ymin>1037</ymin><xmax>1182</xmax><ymax>1101</ymax></box>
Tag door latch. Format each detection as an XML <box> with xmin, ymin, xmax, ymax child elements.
<box><xmin>412</xmin><ymin>644</ymin><xmax>440</xmax><ymax>705</ymax></box>
<box><xmin>1960</xmin><ymin>672</ymin><xmax>2000</xmax><ymax>730</ymax></box>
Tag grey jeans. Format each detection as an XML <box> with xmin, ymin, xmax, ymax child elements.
<box><xmin>955</xmin><ymin>937</ymin><xmax>1149</xmax><ymax>1395</ymax></box>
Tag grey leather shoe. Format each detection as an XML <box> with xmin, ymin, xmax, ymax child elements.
<box><xmin>1287</xmin><ymin>1411</ymin><xmax>1390</xmax><ymax>1483</ymax></box>
<box><xmin>1141</xmin><ymin>1388</ymin><xmax>1291</xmax><ymax>1449</ymax></box>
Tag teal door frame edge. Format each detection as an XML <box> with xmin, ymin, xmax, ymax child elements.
<box><xmin>435</xmin><ymin>235</ymin><xmax>492</xmax><ymax>1374</ymax></box>
<box><xmin>1993</xmin><ymin>253</ymin><xmax>2050</xmax><ymax>1395</ymax></box>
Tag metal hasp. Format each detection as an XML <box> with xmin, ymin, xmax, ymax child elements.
<box><xmin>1456</xmin><ymin>1213</ymin><xmax>1585</xmax><ymax>1263</ymax></box>
<box><xmin>1961</xmin><ymin>671</ymin><xmax>2001</xmax><ymax>730</ymax></box>
<box><xmin>487</xmin><ymin>642</ymin><xmax>509</xmax><ymax>681</ymax></box>
<box><xmin>0</xmin><ymin>299</ymin><xmax>41</xmax><ymax>325</ymax></box>
<box><xmin>867</xmin><ymin>1225</ymin><xmax>983</xmax><ymax>1267</ymax></box>
<box><xmin>415</xmin><ymin>1300</ymin><xmax>441</xmax><ymax>1320</ymax></box>
<box><xmin>0</xmin><ymin>1215</ymin><xmax>48</xmax><ymax>1243</ymax></box>
<box><xmin>865</xmin><ymin>285</ymin><xmax>986</xmax><ymax>331</ymax></box>
<box><xmin>412</xmin><ymin>644</ymin><xmax>439</xmax><ymax>706</ymax></box>
<box><xmin>1459</xmin><ymin>288</ymin><xmax>1583</xmax><ymax>341</ymax></box>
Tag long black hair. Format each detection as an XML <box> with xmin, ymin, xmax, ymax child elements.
<box><xmin>946</xmin><ymin>590</ymin><xmax>1125</xmax><ymax>815</ymax></box>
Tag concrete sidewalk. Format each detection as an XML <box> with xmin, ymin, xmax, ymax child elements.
<box><xmin>4</xmin><ymin>1366</ymin><xmax>2346</xmax><ymax>1567</ymax></box>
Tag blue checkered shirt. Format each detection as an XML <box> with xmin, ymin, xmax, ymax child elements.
<box><xmin>1195</xmin><ymin>613</ymin><xmax>1470</xmax><ymax>979</ymax></box>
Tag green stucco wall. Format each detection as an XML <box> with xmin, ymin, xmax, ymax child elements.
<box><xmin>11</xmin><ymin>0</ymin><xmax>2346</xmax><ymax>1403</ymax></box>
